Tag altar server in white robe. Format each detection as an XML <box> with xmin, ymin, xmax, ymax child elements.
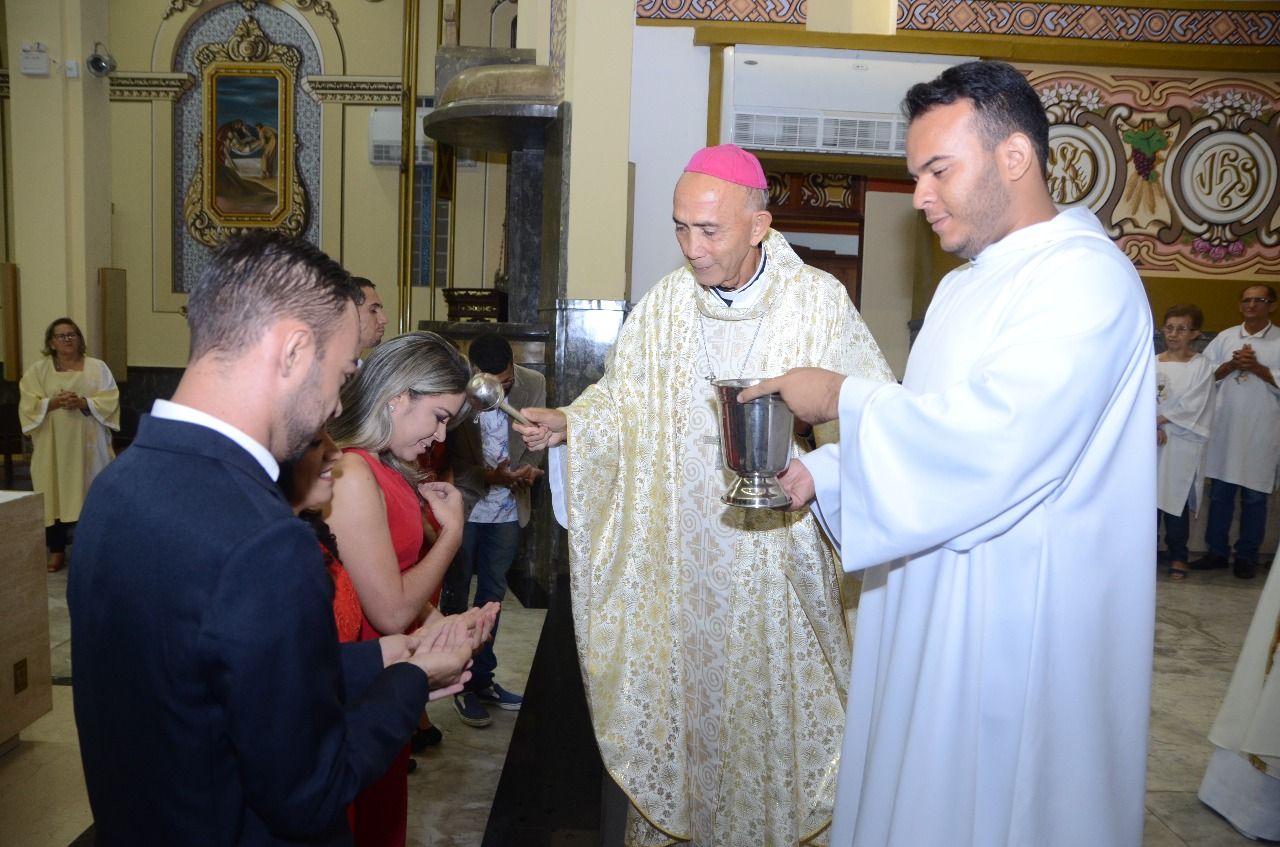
<box><xmin>1156</xmin><ymin>303</ymin><xmax>1215</xmax><ymax>580</ymax></box>
<box><xmin>1198</xmin><ymin>545</ymin><xmax>1280</xmax><ymax>840</ymax></box>
<box><xmin>1191</xmin><ymin>284</ymin><xmax>1280</xmax><ymax>579</ymax></box>
<box><xmin>741</xmin><ymin>61</ymin><xmax>1155</xmax><ymax>847</ymax></box>
<box><xmin>515</xmin><ymin>144</ymin><xmax>894</xmax><ymax>846</ymax></box>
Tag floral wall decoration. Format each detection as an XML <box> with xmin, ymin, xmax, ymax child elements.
<box><xmin>1029</xmin><ymin>67</ymin><xmax>1278</xmax><ymax>280</ymax></box>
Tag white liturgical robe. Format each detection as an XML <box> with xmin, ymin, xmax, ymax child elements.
<box><xmin>803</xmin><ymin>208</ymin><xmax>1155</xmax><ymax>847</ymax></box>
<box><xmin>1201</xmin><ymin>322</ymin><xmax>1280</xmax><ymax>495</ymax></box>
<box><xmin>1198</xmin><ymin>546</ymin><xmax>1280</xmax><ymax>841</ymax></box>
<box><xmin>1156</xmin><ymin>354</ymin><xmax>1215</xmax><ymax>516</ymax></box>
<box><xmin>19</xmin><ymin>356</ymin><xmax>120</xmax><ymax>526</ymax></box>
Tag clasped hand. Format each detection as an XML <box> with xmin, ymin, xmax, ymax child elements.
<box><xmin>380</xmin><ymin>602</ymin><xmax>501</xmax><ymax>700</ymax></box>
<box><xmin>490</xmin><ymin>459</ymin><xmax>545</xmax><ymax>490</ymax></box>
<box><xmin>49</xmin><ymin>390</ymin><xmax>85</xmax><ymax>412</ymax></box>
<box><xmin>1231</xmin><ymin>346</ymin><xmax>1257</xmax><ymax>372</ymax></box>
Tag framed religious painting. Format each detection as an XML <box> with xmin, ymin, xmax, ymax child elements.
<box><xmin>183</xmin><ymin>17</ymin><xmax>307</xmax><ymax>246</ymax></box>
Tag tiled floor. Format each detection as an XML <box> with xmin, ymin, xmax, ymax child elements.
<box><xmin>1</xmin><ymin>559</ymin><xmax>1271</xmax><ymax>846</ymax></box>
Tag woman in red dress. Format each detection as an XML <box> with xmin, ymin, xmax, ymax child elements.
<box><xmin>326</xmin><ymin>332</ymin><xmax>474</xmax><ymax>847</ymax></box>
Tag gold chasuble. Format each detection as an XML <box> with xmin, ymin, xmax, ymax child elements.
<box><xmin>560</xmin><ymin>231</ymin><xmax>893</xmax><ymax>846</ymax></box>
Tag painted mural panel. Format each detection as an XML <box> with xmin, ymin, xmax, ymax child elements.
<box><xmin>1029</xmin><ymin>66</ymin><xmax>1278</xmax><ymax>280</ymax></box>
<box><xmin>207</xmin><ymin>68</ymin><xmax>290</xmax><ymax>220</ymax></box>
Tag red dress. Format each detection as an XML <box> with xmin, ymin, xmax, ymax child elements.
<box><xmin>344</xmin><ymin>449</ymin><xmax>425</xmax><ymax>847</ymax></box>
<box><xmin>325</xmin><ymin>546</ymin><xmax>362</xmax><ymax>644</ymax></box>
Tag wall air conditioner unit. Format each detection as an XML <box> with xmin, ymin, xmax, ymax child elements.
<box><xmin>369</xmin><ymin>107</ymin><xmax>435</xmax><ymax>166</ymax></box>
<box><xmin>721</xmin><ymin>46</ymin><xmax>974</xmax><ymax>158</ymax></box>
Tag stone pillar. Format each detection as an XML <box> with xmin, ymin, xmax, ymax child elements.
<box><xmin>502</xmin><ymin>148</ymin><xmax>545</xmax><ymax>325</ymax></box>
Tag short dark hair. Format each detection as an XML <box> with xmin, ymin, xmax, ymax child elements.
<box><xmin>351</xmin><ymin>277</ymin><xmax>375</xmax><ymax>290</ymax></box>
<box><xmin>904</xmin><ymin>60</ymin><xmax>1050</xmax><ymax>176</ymax></box>
<box><xmin>43</xmin><ymin>317</ymin><xmax>87</xmax><ymax>358</ymax></box>
<box><xmin>186</xmin><ymin>232</ymin><xmax>363</xmax><ymax>361</ymax></box>
<box><xmin>468</xmin><ymin>332</ymin><xmax>513</xmax><ymax>375</ymax></box>
<box><xmin>1163</xmin><ymin>304</ymin><xmax>1204</xmax><ymax>331</ymax></box>
<box><xmin>1240</xmin><ymin>284</ymin><xmax>1277</xmax><ymax>301</ymax></box>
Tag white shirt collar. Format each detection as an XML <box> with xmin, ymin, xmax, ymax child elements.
<box><xmin>151</xmin><ymin>399</ymin><xmax>280</xmax><ymax>481</ymax></box>
<box><xmin>1239</xmin><ymin>322</ymin><xmax>1274</xmax><ymax>340</ymax></box>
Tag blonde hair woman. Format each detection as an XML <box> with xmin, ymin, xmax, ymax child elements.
<box><xmin>326</xmin><ymin>331</ymin><xmax>484</xmax><ymax>847</ymax></box>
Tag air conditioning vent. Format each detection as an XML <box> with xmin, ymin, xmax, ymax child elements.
<box><xmin>721</xmin><ymin>46</ymin><xmax>973</xmax><ymax>160</ymax></box>
<box><xmin>370</xmin><ymin>141</ymin><xmax>435</xmax><ymax>167</ymax></box>
<box><xmin>733</xmin><ymin>112</ymin><xmax>820</xmax><ymax>150</ymax></box>
<box><xmin>369</xmin><ymin>107</ymin><xmax>435</xmax><ymax>166</ymax></box>
<box><xmin>821</xmin><ymin>115</ymin><xmax>906</xmax><ymax>155</ymax></box>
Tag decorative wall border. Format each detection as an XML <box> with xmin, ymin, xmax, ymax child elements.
<box><xmin>164</xmin><ymin>0</ymin><xmax>338</xmax><ymax>27</ymax></box>
<box><xmin>636</xmin><ymin>1</ymin><xmax>1279</xmax><ymax>47</ymax></box>
<box><xmin>108</xmin><ymin>72</ymin><xmax>195</xmax><ymax>101</ymax></box>
<box><xmin>636</xmin><ymin>0</ymin><xmax>804</xmax><ymax>25</ymax></box>
<box><xmin>898</xmin><ymin>2</ymin><xmax>1278</xmax><ymax>46</ymax></box>
<box><xmin>301</xmin><ymin>75</ymin><xmax>402</xmax><ymax>105</ymax></box>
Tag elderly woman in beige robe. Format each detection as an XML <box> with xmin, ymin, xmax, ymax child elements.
<box><xmin>19</xmin><ymin>318</ymin><xmax>119</xmax><ymax>571</ymax></box>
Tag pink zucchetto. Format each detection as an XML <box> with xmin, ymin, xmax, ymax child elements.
<box><xmin>682</xmin><ymin>144</ymin><xmax>768</xmax><ymax>190</ymax></box>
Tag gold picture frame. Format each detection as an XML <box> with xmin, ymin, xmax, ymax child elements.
<box><xmin>183</xmin><ymin>17</ymin><xmax>307</xmax><ymax>246</ymax></box>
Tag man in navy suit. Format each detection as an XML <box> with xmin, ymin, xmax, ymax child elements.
<box><xmin>69</xmin><ymin>232</ymin><xmax>493</xmax><ymax>845</ymax></box>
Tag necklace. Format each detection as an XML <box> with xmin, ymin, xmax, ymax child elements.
<box><xmin>699</xmin><ymin>312</ymin><xmax>765</xmax><ymax>383</ymax></box>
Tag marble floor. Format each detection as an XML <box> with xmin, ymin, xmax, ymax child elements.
<box><xmin>0</xmin><ymin>560</ymin><xmax>1271</xmax><ymax>846</ymax></box>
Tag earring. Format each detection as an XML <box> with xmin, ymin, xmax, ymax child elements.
<box><xmin>388</xmin><ymin>402</ymin><xmax>396</xmax><ymax>412</ymax></box>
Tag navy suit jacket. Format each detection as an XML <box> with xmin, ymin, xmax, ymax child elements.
<box><xmin>69</xmin><ymin>415</ymin><xmax>429</xmax><ymax>845</ymax></box>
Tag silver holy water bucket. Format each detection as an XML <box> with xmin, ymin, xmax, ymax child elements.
<box><xmin>713</xmin><ymin>378</ymin><xmax>794</xmax><ymax>509</ymax></box>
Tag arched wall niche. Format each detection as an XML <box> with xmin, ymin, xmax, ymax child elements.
<box><xmin>152</xmin><ymin>0</ymin><xmax>344</xmax><ymax>75</ymax></box>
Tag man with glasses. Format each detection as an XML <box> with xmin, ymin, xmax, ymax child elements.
<box><xmin>1192</xmin><ymin>285</ymin><xmax>1280</xmax><ymax>578</ymax></box>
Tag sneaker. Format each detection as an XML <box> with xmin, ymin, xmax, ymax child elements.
<box><xmin>476</xmin><ymin>682</ymin><xmax>523</xmax><ymax>711</ymax></box>
<box><xmin>453</xmin><ymin>692</ymin><xmax>491</xmax><ymax>727</ymax></box>
<box><xmin>1188</xmin><ymin>553</ymin><xmax>1228</xmax><ymax>571</ymax></box>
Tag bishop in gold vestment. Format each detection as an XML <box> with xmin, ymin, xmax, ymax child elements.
<box><xmin>559</xmin><ymin>227</ymin><xmax>890</xmax><ymax>845</ymax></box>
<box><xmin>521</xmin><ymin>146</ymin><xmax>892</xmax><ymax>845</ymax></box>
<box><xmin>521</xmin><ymin>145</ymin><xmax>893</xmax><ymax>846</ymax></box>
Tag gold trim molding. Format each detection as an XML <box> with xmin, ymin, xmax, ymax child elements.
<box><xmin>108</xmin><ymin>72</ymin><xmax>194</xmax><ymax>101</ymax></box>
<box><xmin>163</xmin><ymin>0</ymin><xmax>338</xmax><ymax>26</ymax></box>
<box><xmin>183</xmin><ymin>16</ymin><xmax>308</xmax><ymax>246</ymax></box>
<box><xmin>302</xmin><ymin>75</ymin><xmax>403</xmax><ymax>105</ymax></box>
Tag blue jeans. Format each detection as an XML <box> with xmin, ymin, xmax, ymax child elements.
<box><xmin>1204</xmin><ymin>479</ymin><xmax>1269</xmax><ymax>563</ymax></box>
<box><xmin>440</xmin><ymin>520</ymin><xmax>521</xmax><ymax>691</ymax></box>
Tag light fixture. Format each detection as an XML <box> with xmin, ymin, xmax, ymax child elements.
<box><xmin>86</xmin><ymin>42</ymin><xmax>115</xmax><ymax>78</ymax></box>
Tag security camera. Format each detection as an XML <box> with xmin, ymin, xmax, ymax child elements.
<box><xmin>86</xmin><ymin>43</ymin><xmax>115</xmax><ymax>78</ymax></box>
